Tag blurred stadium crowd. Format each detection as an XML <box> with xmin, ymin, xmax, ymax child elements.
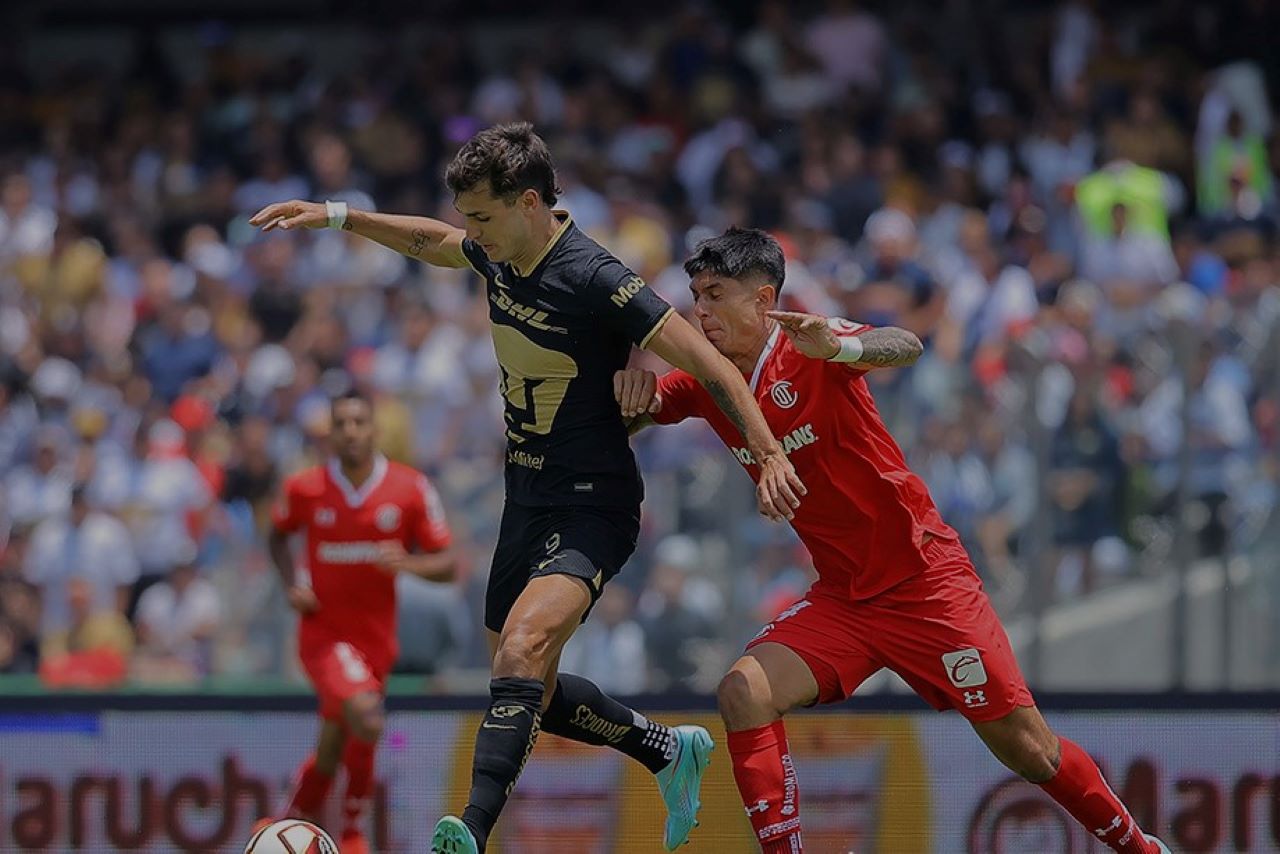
<box><xmin>1</xmin><ymin>0</ymin><xmax>1278</xmax><ymax>692</ymax></box>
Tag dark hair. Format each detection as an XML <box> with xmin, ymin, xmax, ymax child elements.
<box><xmin>445</xmin><ymin>122</ymin><xmax>560</xmax><ymax>206</ymax></box>
<box><xmin>331</xmin><ymin>388</ymin><xmax>372</xmax><ymax>414</ymax></box>
<box><xmin>683</xmin><ymin>227</ymin><xmax>786</xmax><ymax>296</ymax></box>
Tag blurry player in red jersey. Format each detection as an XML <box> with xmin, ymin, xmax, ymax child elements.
<box><xmin>616</xmin><ymin>228</ymin><xmax>1171</xmax><ymax>854</ymax></box>
<box><xmin>263</xmin><ymin>390</ymin><xmax>457</xmax><ymax>854</ymax></box>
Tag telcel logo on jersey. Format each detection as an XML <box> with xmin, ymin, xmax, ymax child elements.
<box><xmin>732</xmin><ymin>424</ymin><xmax>818</xmax><ymax>465</ymax></box>
<box><xmin>507</xmin><ymin>448</ymin><xmax>546</xmax><ymax>470</ymax></box>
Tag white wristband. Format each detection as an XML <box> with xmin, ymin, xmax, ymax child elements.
<box><xmin>325</xmin><ymin>200</ymin><xmax>349</xmax><ymax>230</ymax></box>
<box><xmin>829</xmin><ymin>334</ymin><xmax>865</xmax><ymax>363</ymax></box>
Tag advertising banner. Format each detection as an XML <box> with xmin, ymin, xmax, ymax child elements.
<box><xmin>0</xmin><ymin>709</ymin><xmax>1273</xmax><ymax>852</ymax></box>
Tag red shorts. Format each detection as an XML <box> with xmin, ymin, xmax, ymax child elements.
<box><xmin>299</xmin><ymin>640</ymin><xmax>387</xmax><ymax>721</ymax></box>
<box><xmin>746</xmin><ymin>537</ymin><xmax>1034</xmax><ymax>722</ymax></box>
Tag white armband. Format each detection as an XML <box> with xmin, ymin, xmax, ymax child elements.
<box><xmin>325</xmin><ymin>200</ymin><xmax>349</xmax><ymax>230</ymax></box>
<box><xmin>829</xmin><ymin>333</ymin><xmax>864</xmax><ymax>363</ymax></box>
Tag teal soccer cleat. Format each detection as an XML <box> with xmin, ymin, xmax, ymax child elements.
<box><xmin>431</xmin><ymin>815</ymin><xmax>479</xmax><ymax>854</ymax></box>
<box><xmin>655</xmin><ymin>724</ymin><xmax>715</xmax><ymax>850</ymax></box>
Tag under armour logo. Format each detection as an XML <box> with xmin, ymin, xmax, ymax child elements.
<box><xmin>491</xmin><ymin>704</ymin><xmax>528</xmax><ymax>719</ymax></box>
<box><xmin>745</xmin><ymin>800</ymin><xmax>770</xmax><ymax>816</ymax></box>
<box><xmin>963</xmin><ymin>690</ymin><xmax>988</xmax><ymax>707</ymax></box>
<box><xmin>1095</xmin><ymin>815</ymin><xmax>1123</xmax><ymax>838</ymax></box>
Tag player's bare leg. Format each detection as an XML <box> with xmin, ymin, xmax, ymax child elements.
<box><xmin>718</xmin><ymin>643</ymin><xmax>820</xmax><ymax>854</ymax></box>
<box><xmin>973</xmin><ymin>706</ymin><xmax>1170</xmax><ymax>853</ymax></box>
<box><xmin>434</xmin><ymin>574</ymin><xmax>589</xmax><ymax>854</ymax></box>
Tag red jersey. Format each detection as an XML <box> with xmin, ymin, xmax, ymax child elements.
<box><xmin>654</xmin><ymin>321</ymin><xmax>956</xmax><ymax>600</ymax></box>
<box><xmin>271</xmin><ymin>455</ymin><xmax>452</xmax><ymax>671</ymax></box>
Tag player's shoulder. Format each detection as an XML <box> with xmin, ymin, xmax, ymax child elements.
<box><xmin>383</xmin><ymin>460</ymin><xmax>425</xmax><ymax>483</ymax></box>
<box><xmin>772</xmin><ymin>329</ymin><xmax>857</xmax><ymax>385</ymax></box>
<box><xmin>383</xmin><ymin>461</ymin><xmax>433</xmax><ymax>494</ymax></box>
<box><xmin>282</xmin><ymin>465</ymin><xmax>328</xmax><ymax>496</ymax></box>
<box><xmin>551</xmin><ymin>223</ymin><xmax>627</xmax><ymax>281</ymax></box>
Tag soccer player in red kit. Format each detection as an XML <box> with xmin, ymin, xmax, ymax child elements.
<box><xmin>616</xmin><ymin>228</ymin><xmax>1171</xmax><ymax>854</ymax></box>
<box><xmin>263</xmin><ymin>390</ymin><xmax>457</xmax><ymax>854</ymax></box>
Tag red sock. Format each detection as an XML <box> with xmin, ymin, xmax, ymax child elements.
<box><xmin>286</xmin><ymin>754</ymin><xmax>335</xmax><ymax>820</ymax></box>
<box><xmin>726</xmin><ymin>721</ymin><xmax>803</xmax><ymax>854</ymax></box>
<box><xmin>341</xmin><ymin>738</ymin><xmax>376</xmax><ymax>835</ymax></box>
<box><xmin>1038</xmin><ymin>738</ymin><xmax>1157</xmax><ymax>854</ymax></box>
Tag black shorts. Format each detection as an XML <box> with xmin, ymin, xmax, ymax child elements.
<box><xmin>484</xmin><ymin>501</ymin><xmax>640</xmax><ymax>633</ymax></box>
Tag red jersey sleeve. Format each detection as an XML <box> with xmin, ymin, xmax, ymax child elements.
<box><xmin>828</xmin><ymin>317</ymin><xmax>874</xmax><ymax>377</ymax></box>
<box><xmin>653</xmin><ymin>370</ymin><xmax>706</xmax><ymax>425</ymax></box>
<box><xmin>411</xmin><ymin>474</ymin><xmax>453</xmax><ymax>552</ymax></box>
<box><xmin>271</xmin><ymin>474</ymin><xmax>308</xmax><ymax>534</ymax></box>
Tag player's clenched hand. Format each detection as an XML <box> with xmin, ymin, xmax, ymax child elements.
<box><xmin>286</xmin><ymin>585</ymin><xmax>319</xmax><ymax>614</ymax></box>
<box><xmin>375</xmin><ymin>541</ymin><xmax>412</xmax><ymax>574</ymax></box>
<box><xmin>756</xmin><ymin>452</ymin><xmax>806</xmax><ymax>522</ymax></box>
<box><xmin>249</xmin><ymin>200</ymin><xmax>328</xmax><ymax>232</ymax></box>
<box><xmin>613</xmin><ymin>369</ymin><xmax>662</xmax><ymax>419</ymax></box>
<box><xmin>767</xmin><ymin>311</ymin><xmax>840</xmax><ymax>360</ymax></box>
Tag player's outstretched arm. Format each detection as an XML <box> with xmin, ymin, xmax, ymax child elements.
<box><xmin>249</xmin><ymin>200</ymin><xmax>469</xmax><ymax>268</ymax></box>
<box><xmin>767</xmin><ymin>311</ymin><xmax>923</xmax><ymax>369</ymax></box>
<box><xmin>646</xmin><ymin>314</ymin><xmax>807</xmax><ymax>521</ymax></box>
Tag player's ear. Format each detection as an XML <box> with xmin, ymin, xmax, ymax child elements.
<box><xmin>519</xmin><ymin>188</ymin><xmax>540</xmax><ymax>212</ymax></box>
<box><xmin>758</xmin><ymin>283</ymin><xmax>777</xmax><ymax>310</ymax></box>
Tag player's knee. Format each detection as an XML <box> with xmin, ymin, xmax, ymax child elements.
<box><xmin>493</xmin><ymin>624</ymin><xmax>559</xmax><ymax>679</ymax></box>
<box><xmin>717</xmin><ymin>668</ymin><xmax>771</xmax><ymax>727</ymax></box>
<box><xmin>345</xmin><ymin>694</ymin><xmax>385</xmax><ymax>742</ymax></box>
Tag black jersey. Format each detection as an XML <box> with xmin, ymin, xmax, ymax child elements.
<box><xmin>461</xmin><ymin>213</ymin><xmax>674</xmax><ymax>509</ymax></box>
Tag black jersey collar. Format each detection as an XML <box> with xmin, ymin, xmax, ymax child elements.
<box><xmin>513</xmin><ymin>210</ymin><xmax>573</xmax><ymax>277</ymax></box>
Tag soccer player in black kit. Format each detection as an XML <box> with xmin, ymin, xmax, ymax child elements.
<box><xmin>252</xmin><ymin>123</ymin><xmax>805</xmax><ymax>853</ymax></box>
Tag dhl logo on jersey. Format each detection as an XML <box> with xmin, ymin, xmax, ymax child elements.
<box><xmin>732</xmin><ymin>423</ymin><xmax>818</xmax><ymax>466</ymax></box>
<box><xmin>490</xmin><ymin>289</ymin><xmax>568</xmax><ymax>334</ymax></box>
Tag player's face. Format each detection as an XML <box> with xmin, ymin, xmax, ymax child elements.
<box><xmin>689</xmin><ymin>271</ymin><xmax>775</xmax><ymax>359</ymax></box>
<box><xmin>331</xmin><ymin>399</ymin><xmax>376</xmax><ymax>466</ymax></box>
<box><xmin>455</xmin><ymin>183</ymin><xmax>540</xmax><ymax>264</ymax></box>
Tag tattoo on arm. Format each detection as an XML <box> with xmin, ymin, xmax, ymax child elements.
<box><xmin>703</xmin><ymin>379</ymin><xmax>748</xmax><ymax>436</ymax></box>
<box><xmin>408</xmin><ymin>228</ymin><xmax>427</xmax><ymax>256</ymax></box>
<box><xmin>854</xmin><ymin>327</ymin><xmax>924</xmax><ymax>367</ymax></box>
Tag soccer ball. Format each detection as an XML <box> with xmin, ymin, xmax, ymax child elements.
<box><xmin>244</xmin><ymin>819</ymin><xmax>339</xmax><ymax>854</ymax></box>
